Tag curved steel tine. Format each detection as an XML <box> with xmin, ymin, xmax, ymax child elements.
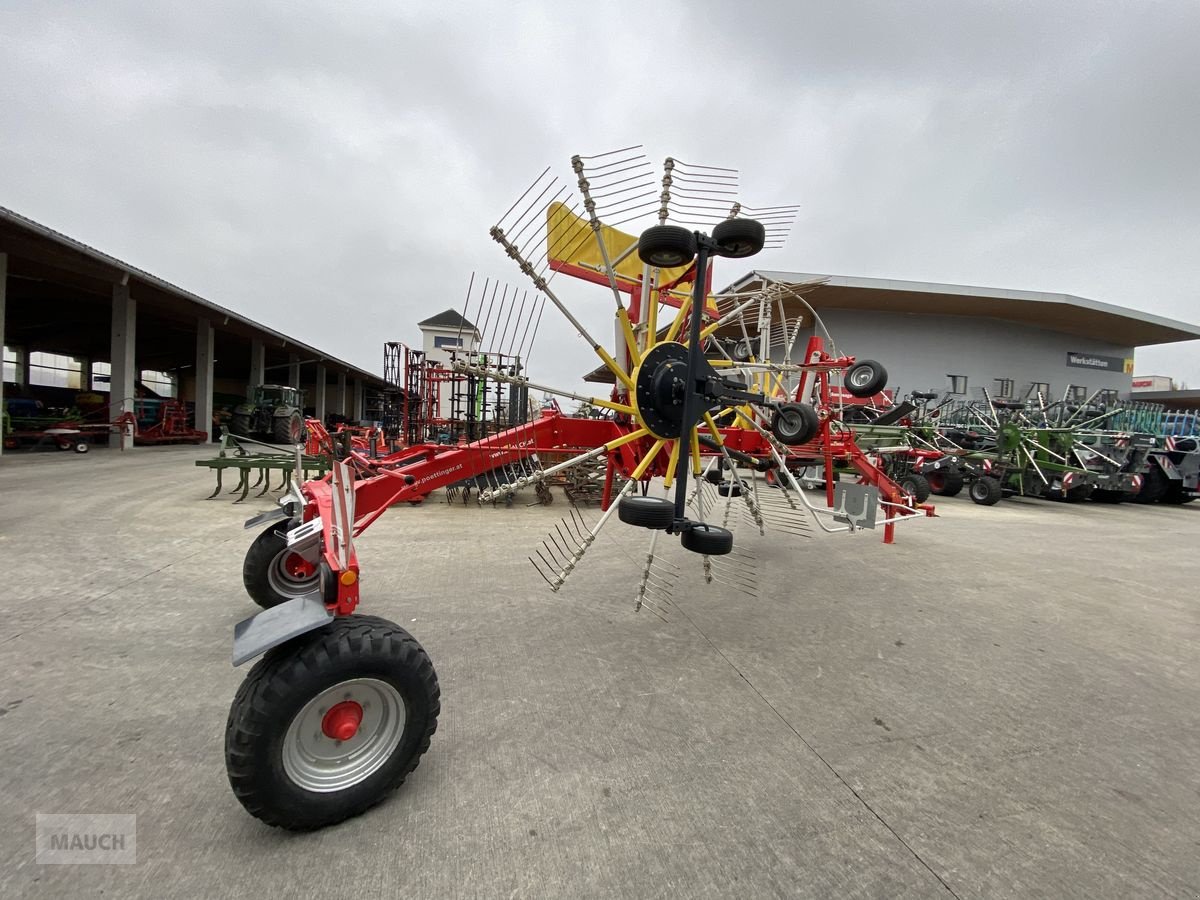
<box><xmin>207</xmin><ymin>469</ymin><xmax>223</xmax><ymax>499</ymax></box>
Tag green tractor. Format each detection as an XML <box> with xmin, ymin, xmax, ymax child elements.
<box><xmin>229</xmin><ymin>385</ymin><xmax>306</xmax><ymax>445</ymax></box>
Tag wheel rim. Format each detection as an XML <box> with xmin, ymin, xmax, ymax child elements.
<box><xmin>282</xmin><ymin>678</ymin><xmax>406</xmax><ymax>792</ymax></box>
<box><xmin>850</xmin><ymin>368</ymin><xmax>871</xmax><ymax>387</ymax></box>
<box><xmin>267</xmin><ymin>546</ymin><xmax>320</xmax><ymax>598</ymax></box>
<box><xmin>778</xmin><ymin>410</ymin><xmax>801</xmax><ymax>438</ymax></box>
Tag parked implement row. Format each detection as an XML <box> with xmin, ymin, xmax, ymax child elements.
<box><xmin>839</xmin><ymin>391</ymin><xmax>1198</xmax><ymax>507</ymax></box>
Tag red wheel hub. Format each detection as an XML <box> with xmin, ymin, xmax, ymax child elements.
<box><xmin>321</xmin><ymin>701</ymin><xmax>364</xmax><ymax>741</ymax></box>
<box><xmin>283</xmin><ymin>553</ymin><xmax>317</xmax><ymax>578</ymax></box>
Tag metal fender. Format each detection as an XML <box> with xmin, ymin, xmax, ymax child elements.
<box><xmin>232</xmin><ymin>594</ymin><xmax>334</xmax><ymax>666</ymax></box>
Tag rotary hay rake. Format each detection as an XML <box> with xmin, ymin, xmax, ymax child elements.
<box><xmin>219</xmin><ymin>147</ymin><xmax>934</xmax><ymax>831</ymax></box>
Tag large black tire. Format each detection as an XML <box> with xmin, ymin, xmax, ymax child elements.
<box><xmin>637</xmin><ymin>225</ymin><xmax>697</xmax><ymax>268</ymax></box>
<box><xmin>230</xmin><ymin>414</ymin><xmax>253</xmax><ymax>437</ymax></box>
<box><xmin>711</xmin><ymin>218</ymin><xmax>766</xmax><ymax>259</ymax></box>
<box><xmin>617</xmin><ymin>495</ymin><xmax>675</xmax><ymax>530</ymax></box>
<box><xmin>1064</xmin><ymin>483</ymin><xmax>1095</xmax><ymax>503</ymax></box>
<box><xmin>926</xmin><ymin>469</ymin><xmax>964</xmax><ymax>497</ymax></box>
<box><xmin>1090</xmin><ymin>488</ymin><xmax>1126</xmax><ymax>504</ymax></box>
<box><xmin>243</xmin><ymin>521</ymin><xmax>320</xmax><ymax>609</ymax></box>
<box><xmin>225</xmin><ymin>615</ymin><xmax>440</xmax><ymax>831</ymax></box>
<box><xmin>717</xmin><ymin>480</ymin><xmax>742</xmax><ymax>497</ymax></box>
<box><xmin>680</xmin><ymin>523</ymin><xmax>733</xmax><ymax>555</ymax></box>
<box><xmin>731</xmin><ymin>338</ymin><xmax>754</xmax><ymax>362</ymax></box>
<box><xmin>1161</xmin><ymin>483</ymin><xmax>1196</xmax><ymax>505</ymax></box>
<box><xmin>273</xmin><ymin>411</ymin><xmax>304</xmax><ymax>444</ymax></box>
<box><xmin>843</xmin><ymin>360</ymin><xmax>888</xmax><ymax>398</ymax></box>
<box><xmin>1131</xmin><ymin>466</ymin><xmax>1169</xmax><ymax>504</ymax></box>
<box><xmin>897</xmin><ymin>472</ymin><xmax>931</xmax><ymax>503</ymax></box>
<box><xmin>771</xmin><ymin>403</ymin><xmax>820</xmax><ymax>446</ymax></box>
<box><xmin>969</xmin><ymin>475</ymin><xmax>1003</xmax><ymax>506</ymax></box>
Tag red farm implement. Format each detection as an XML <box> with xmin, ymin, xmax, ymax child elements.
<box><xmin>219</xmin><ymin>148</ymin><xmax>935</xmax><ymax>831</ymax></box>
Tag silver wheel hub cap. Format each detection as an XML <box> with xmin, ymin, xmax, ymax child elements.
<box><xmin>283</xmin><ymin>678</ymin><xmax>406</xmax><ymax>792</ymax></box>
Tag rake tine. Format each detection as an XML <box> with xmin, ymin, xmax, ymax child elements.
<box><xmin>530</xmin><ymin>558</ymin><xmax>558</xmax><ymax>589</ymax></box>
<box><xmin>206</xmin><ymin>469</ymin><xmax>223</xmax><ymax>499</ymax></box>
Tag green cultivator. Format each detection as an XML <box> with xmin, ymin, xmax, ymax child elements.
<box><xmin>196</xmin><ymin>429</ymin><xmax>333</xmax><ymax>502</ymax></box>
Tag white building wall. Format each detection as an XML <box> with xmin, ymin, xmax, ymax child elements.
<box><xmin>801</xmin><ymin>310</ymin><xmax>1134</xmax><ymax>401</ymax></box>
<box><xmin>419</xmin><ymin>325</ymin><xmax>480</xmax><ymax>421</ymax></box>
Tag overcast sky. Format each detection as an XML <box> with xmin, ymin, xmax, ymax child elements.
<box><xmin>2</xmin><ymin>0</ymin><xmax>1198</xmax><ymax>395</ymax></box>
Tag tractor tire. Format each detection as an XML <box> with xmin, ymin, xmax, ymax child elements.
<box><xmin>843</xmin><ymin>360</ymin><xmax>888</xmax><ymax>398</ymax></box>
<box><xmin>770</xmin><ymin>403</ymin><xmax>820</xmax><ymax>446</ymax></box>
<box><xmin>230</xmin><ymin>414</ymin><xmax>253</xmax><ymax>437</ymax></box>
<box><xmin>1090</xmin><ymin>489</ymin><xmax>1126</xmax><ymax>504</ymax></box>
<box><xmin>969</xmin><ymin>475</ymin><xmax>1003</xmax><ymax>506</ymax></box>
<box><xmin>926</xmin><ymin>469</ymin><xmax>964</xmax><ymax>497</ymax></box>
<box><xmin>1162</xmin><ymin>483</ymin><xmax>1196</xmax><ymax>505</ymax></box>
<box><xmin>897</xmin><ymin>472</ymin><xmax>931</xmax><ymax>503</ymax></box>
<box><xmin>711</xmin><ymin>218</ymin><xmax>766</xmax><ymax>259</ymax></box>
<box><xmin>243</xmin><ymin>521</ymin><xmax>320</xmax><ymax>609</ymax></box>
<box><xmin>617</xmin><ymin>495</ymin><xmax>675</xmax><ymax>530</ymax></box>
<box><xmin>225</xmin><ymin>614</ymin><xmax>440</xmax><ymax>831</ymax></box>
<box><xmin>1064</xmin><ymin>483</ymin><xmax>1095</xmax><ymax>503</ymax></box>
<box><xmin>680</xmin><ymin>523</ymin><xmax>734</xmax><ymax>556</ymax></box>
<box><xmin>273</xmin><ymin>412</ymin><xmax>304</xmax><ymax>445</ymax></box>
<box><xmin>717</xmin><ymin>480</ymin><xmax>742</xmax><ymax>497</ymax></box>
<box><xmin>637</xmin><ymin>225</ymin><xmax>697</xmax><ymax>268</ymax></box>
<box><xmin>1131</xmin><ymin>466</ymin><xmax>1169</xmax><ymax>504</ymax></box>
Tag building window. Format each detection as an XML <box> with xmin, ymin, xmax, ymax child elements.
<box><xmin>140</xmin><ymin>369</ymin><xmax>177</xmax><ymax>398</ymax></box>
<box><xmin>1026</xmin><ymin>382</ymin><xmax>1050</xmax><ymax>399</ymax></box>
<box><xmin>993</xmin><ymin>378</ymin><xmax>1014</xmax><ymax>399</ymax></box>
<box><xmin>1096</xmin><ymin>389</ymin><xmax>1118</xmax><ymax>406</ymax></box>
<box><xmin>3</xmin><ymin>346</ymin><xmax>22</xmax><ymax>385</ymax></box>
<box><xmin>1069</xmin><ymin>385</ymin><xmax>1088</xmax><ymax>403</ymax></box>
<box><xmin>947</xmin><ymin>374</ymin><xmax>968</xmax><ymax>395</ymax></box>
<box><xmin>29</xmin><ymin>352</ymin><xmax>82</xmax><ymax>390</ymax></box>
<box><xmin>92</xmin><ymin>361</ymin><xmax>111</xmax><ymax>392</ymax></box>
<box><xmin>433</xmin><ymin>336</ymin><xmax>463</xmax><ymax>349</ymax></box>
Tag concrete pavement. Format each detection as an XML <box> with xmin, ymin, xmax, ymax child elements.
<box><xmin>0</xmin><ymin>446</ymin><xmax>1197</xmax><ymax>898</ymax></box>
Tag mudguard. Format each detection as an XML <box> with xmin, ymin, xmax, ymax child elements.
<box><xmin>232</xmin><ymin>595</ymin><xmax>333</xmax><ymax>666</ymax></box>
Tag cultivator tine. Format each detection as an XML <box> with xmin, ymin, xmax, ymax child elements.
<box><xmin>234</xmin><ymin>471</ymin><xmax>251</xmax><ymax>503</ymax></box>
<box><xmin>206</xmin><ymin>468</ymin><xmax>224</xmax><ymax>499</ymax></box>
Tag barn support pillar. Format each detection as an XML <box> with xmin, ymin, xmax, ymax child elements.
<box><xmin>109</xmin><ymin>282</ymin><xmax>136</xmax><ymax>449</ymax></box>
<box><xmin>314</xmin><ymin>364</ymin><xmax>327</xmax><ymax>423</ymax></box>
<box><xmin>195</xmin><ymin>318</ymin><xmax>214</xmax><ymax>441</ymax></box>
<box><xmin>249</xmin><ymin>339</ymin><xmax>265</xmax><ymax>397</ymax></box>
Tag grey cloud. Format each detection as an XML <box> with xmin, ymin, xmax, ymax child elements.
<box><xmin>2</xmin><ymin>0</ymin><xmax>1198</xmax><ymax>392</ymax></box>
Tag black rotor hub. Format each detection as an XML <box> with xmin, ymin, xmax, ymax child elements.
<box><xmin>634</xmin><ymin>341</ymin><xmax>720</xmax><ymax>440</ymax></box>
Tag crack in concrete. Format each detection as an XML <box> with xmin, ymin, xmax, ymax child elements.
<box><xmin>675</xmin><ymin>605</ymin><xmax>964</xmax><ymax>900</ymax></box>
